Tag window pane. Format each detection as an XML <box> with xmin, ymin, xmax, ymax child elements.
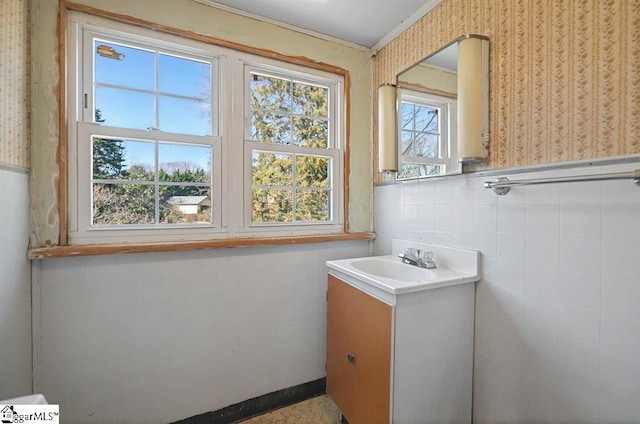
<box><xmin>250</xmin><ymin>73</ymin><xmax>291</xmax><ymax>111</ymax></box>
<box><xmin>398</xmin><ymin>163</ymin><xmax>443</xmax><ymax>179</ymax></box>
<box><xmin>252</xmin><ymin>189</ymin><xmax>292</xmax><ymax>223</ymax></box>
<box><xmin>292</xmin><ymin>82</ymin><xmax>327</xmax><ymax>117</ymax></box>
<box><xmin>159</xmin><ymin>96</ymin><xmax>212</xmax><ymax>136</ymax></box>
<box><xmin>95</xmin><ymin>41</ymin><xmax>155</xmax><ymax>91</ymax></box>
<box><xmin>400</xmin><ymin>102</ymin><xmax>414</xmax><ymax>131</ymax></box>
<box><xmin>95</xmin><ymin>87</ymin><xmax>155</xmax><ymax>130</ymax></box>
<box><xmin>158</xmin><ymin>143</ymin><xmax>212</xmax><ymax>183</ymax></box>
<box><xmin>250</xmin><ymin>111</ymin><xmax>291</xmax><ymax>144</ymax></box>
<box><xmin>92</xmin><ymin>138</ymin><xmax>155</xmax><ymax>181</ymax></box>
<box><xmin>401</xmin><ymin>130</ymin><xmax>415</xmax><ymax>156</ymax></box>
<box><xmin>414</xmin><ymin>132</ymin><xmax>438</xmax><ymax>158</ymax></box>
<box><xmin>160</xmin><ymin>186</ymin><xmax>211</xmax><ymax>224</ymax></box>
<box><xmin>401</xmin><ymin>100</ymin><xmax>441</xmax><ymax>160</ymax></box>
<box><xmin>293</xmin><ymin>117</ymin><xmax>328</xmax><ymax>148</ymax></box>
<box><xmin>252</xmin><ymin>152</ymin><xmax>293</xmax><ymax>186</ymax></box>
<box><xmin>92</xmin><ymin>183</ymin><xmax>155</xmax><ymax>225</ymax></box>
<box><xmin>159</xmin><ymin>54</ymin><xmax>211</xmax><ymax>98</ymax></box>
<box><xmin>398</xmin><ymin>163</ymin><xmax>418</xmax><ymax>179</ymax></box>
<box><xmin>415</xmin><ymin>105</ymin><xmax>438</xmax><ymax>132</ymax></box>
<box><xmin>295</xmin><ymin>190</ymin><xmax>329</xmax><ymax>221</ymax></box>
<box><xmin>296</xmin><ymin>155</ymin><xmax>328</xmax><ymax>188</ymax></box>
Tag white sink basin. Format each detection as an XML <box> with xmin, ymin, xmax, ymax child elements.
<box><xmin>351</xmin><ymin>258</ymin><xmax>435</xmax><ymax>282</ymax></box>
<box><xmin>326</xmin><ymin>240</ymin><xmax>480</xmax><ymax>304</ymax></box>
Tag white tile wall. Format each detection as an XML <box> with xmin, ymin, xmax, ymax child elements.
<box><xmin>0</xmin><ymin>167</ymin><xmax>32</xmax><ymax>399</ymax></box>
<box><xmin>373</xmin><ymin>162</ymin><xmax>640</xmax><ymax>423</ymax></box>
<box><xmin>33</xmin><ymin>240</ymin><xmax>369</xmax><ymax>424</ymax></box>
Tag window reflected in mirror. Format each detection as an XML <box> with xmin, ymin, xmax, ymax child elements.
<box><xmin>395</xmin><ymin>34</ymin><xmax>489</xmax><ymax>180</ymax></box>
<box><xmin>397</xmin><ymin>90</ymin><xmax>456</xmax><ymax>179</ymax></box>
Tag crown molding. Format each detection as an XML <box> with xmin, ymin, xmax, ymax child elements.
<box><xmin>369</xmin><ymin>0</ymin><xmax>443</xmax><ymax>57</ymax></box>
<box><xmin>193</xmin><ymin>0</ymin><xmax>369</xmax><ymax>51</ymax></box>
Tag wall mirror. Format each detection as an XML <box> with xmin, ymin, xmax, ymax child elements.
<box><xmin>395</xmin><ymin>34</ymin><xmax>489</xmax><ymax>179</ymax></box>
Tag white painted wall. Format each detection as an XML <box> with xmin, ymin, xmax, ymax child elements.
<box><xmin>0</xmin><ymin>166</ymin><xmax>32</xmax><ymax>399</ymax></box>
<box><xmin>374</xmin><ymin>161</ymin><xmax>640</xmax><ymax>423</ymax></box>
<box><xmin>33</xmin><ymin>240</ymin><xmax>369</xmax><ymax>423</ymax></box>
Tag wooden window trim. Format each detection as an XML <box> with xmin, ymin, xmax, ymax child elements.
<box><xmin>57</xmin><ymin>0</ymin><xmax>353</xmax><ymax>246</ymax></box>
<box><xmin>27</xmin><ymin>232</ymin><xmax>375</xmax><ymax>259</ymax></box>
<box><xmin>396</xmin><ymin>80</ymin><xmax>456</xmax><ymax>100</ymax></box>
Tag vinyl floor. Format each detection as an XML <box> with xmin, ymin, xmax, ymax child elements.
<box><xmin>239</xmin><ymin>395</ymin><xmax>340</xmax><ymax>424</ymax></box>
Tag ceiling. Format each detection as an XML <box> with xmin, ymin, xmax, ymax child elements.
<box><xmin>196</xmin><ymin>0</ymin><xmax>440</xmax><ymax>49</ymax></box>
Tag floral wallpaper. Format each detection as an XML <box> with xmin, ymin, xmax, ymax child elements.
<box><xmin>0</xmin><ymin>0</ymin><xmax>30</xmax><ymax>168</ymax></box>
<box><xmin>373</xmin><ymin>0</ymin><xmax>640</xmax><ymax>181</ymax></box>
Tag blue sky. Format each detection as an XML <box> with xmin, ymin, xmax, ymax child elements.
<box><xmin>100</xmin><ymin>139</ymin><xmax>211</xmax><ymax>176</ymax></box>
<box><xmin>94</xmin><ymin>40</ymin><xmax>212</xmax><ymax>171</ymax></box>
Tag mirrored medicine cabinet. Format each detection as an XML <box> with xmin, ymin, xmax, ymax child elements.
<box><xmin>393</xmin><ymin>34</ymin><xmax>489</xmax><ymax>180</ymax></box>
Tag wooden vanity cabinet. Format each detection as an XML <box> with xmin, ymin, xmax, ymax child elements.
<box><xmin>326</xmin><ymin>274</ymin><xmax>392</xmax><ymax>424</ymax></box>
<box><xmin>326</xmin><ymin>274</ymin><xmax>474</xmax><ymax>424</ymax></box>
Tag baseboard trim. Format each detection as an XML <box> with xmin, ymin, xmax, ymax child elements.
<box><xmin>172</xmin><ymin>378</ymin><xmax>326</xmax><ymax>423</ymax></box>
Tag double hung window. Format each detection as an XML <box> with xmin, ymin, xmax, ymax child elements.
<box><xmin>67</xmin><ymin>13</ymin><xmax>344</xmax><ymax>244</ymax></box>
<box><xmin>246</xmin><ymin>68</ymin><xmax>338</xmax><ymax>225</ymax></box>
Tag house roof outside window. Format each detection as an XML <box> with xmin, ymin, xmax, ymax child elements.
<box><xmin>168</xmin><ymin>196</ymin><xmax>211</xmax><ymax>207</ymax></box>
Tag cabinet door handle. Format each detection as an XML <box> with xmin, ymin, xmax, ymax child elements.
<box><xmin>346</xmin><ymin>353</ymin><xmax>355</xmax><ymax>362</ymax></box>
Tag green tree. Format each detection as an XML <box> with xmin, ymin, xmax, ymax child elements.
<box><xmin>249</xmin><ymin>74</ymin><xmax>330</xmax><ymax>223</ymax></box>
<box><xmin>159</xmin><ymin>161</ymin><xmax>211</xmax><ymax>224</ymax></box>
<box><xmin>91</xmin><ymin>111</ymin><xmax>213</xmax><ymax>226</ymax></box>
<box><xmin>92</xmin><ymin>109</ymin><xmax>127</xmax><ymax>179</ymax></box>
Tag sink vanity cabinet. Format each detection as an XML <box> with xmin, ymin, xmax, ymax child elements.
<box><xmin>326</xmin><ymin>240</ymin><xmax>479</xmax><ymax>424</ymax></box>
<box><xmin>326</xmin><ymin>274</ymin><xmax>392</xmax><ymax>424</ymax></box>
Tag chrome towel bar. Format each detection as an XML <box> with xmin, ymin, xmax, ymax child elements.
<box><xmin>484</xmin><ymin>169</ymin><xmax>640</xmax><ymax>195</ymax></box>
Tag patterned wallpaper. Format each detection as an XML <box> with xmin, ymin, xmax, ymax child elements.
<box><xmin>0</xmin><ymin>0</ymin><xmax>30</xmax><ymax>168</ymax></box>
<box><xmin>373</xmin><ymin>0</ymin><xmax>640</xmax><ymax>180</ymax></box>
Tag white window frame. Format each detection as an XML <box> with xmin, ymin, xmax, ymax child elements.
<box><xmin>396</xmin><ymin>88</ymin><xmax>458</xmax><ymax>180</ymax></box>
<box><xmin>240</xmin><ymin>61</ymin><xmax>343</xmax><ymax>233</ymax></box>
<box><xmin>66</xmin><ymin>12</ymin><xmax>344</xmax><ymax>245</ymax></box>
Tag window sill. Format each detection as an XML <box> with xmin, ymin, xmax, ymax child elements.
<box><xmin>27</xmin><ymin>232</ymin><xmax>375</xmax><ymax>259</ymax></box>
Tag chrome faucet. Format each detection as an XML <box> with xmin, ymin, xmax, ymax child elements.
<box><xmin>398</xmin><ymin>248</ymin><xmax>420</xmax><ymax>266</ymax></box>
<box><xmin>398</xmin><ymin>248</ymin><xmax>437</xmax><ymax>269</ymax></box>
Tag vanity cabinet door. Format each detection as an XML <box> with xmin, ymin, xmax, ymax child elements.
<box><xmin>326</xmin><ymin>275</ymin><xmax>392</xmax><ymax>424</ymax></box>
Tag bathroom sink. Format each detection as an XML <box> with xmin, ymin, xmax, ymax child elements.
<box><xmin>351</xmin><ymin>258</ymin><xmax>435</xmax><ymax>282</ymax></box>
<box><xmin>326</xmin><ymin>239</ymin><xmax>480</xmax><ymax>303</ymax></box>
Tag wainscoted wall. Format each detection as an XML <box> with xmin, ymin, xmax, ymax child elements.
<box><xmin>373</xmin><ymin>0</ymin><xmax>640</xmax><ymax>180</ymax></box>
<box><xmin>33</xmin><ymin>240</ymin><xmax>369</xmax><ymax>423</ymax></box>
<box><xmin>373</xmin><ymin>2</ymin><xmax>640</xmax><ymax>420</ymax></box>
<box><xmin>374</xmin><ymin>161</ymin><xmax>640</xmax><ymax>423</ymax></box>
<box><xmin>29</xmin><ymin>2</ymin><xmax>371</xmax><ymax>421</ymax></box>
<box><xmin>0</xmin><ymin>0</ymin><xmax>32</xmax><ymax>401</ymax></box>
<box><xmin>0</xmin><ymin>0</ymin><xmax>30</xmax><ymax>167</ymax></box>
<box><xmin>0</xmin><ymin>167</ymin><xmax>32</xmax><ymax>399</ymax></box>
